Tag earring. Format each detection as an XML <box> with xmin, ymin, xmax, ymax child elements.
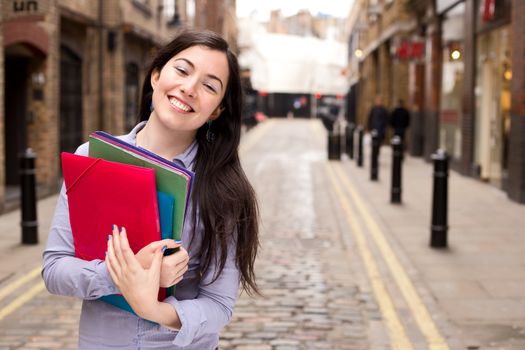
<box><xmin>150</xmin><ymin>102</ymin><xmax>154</xmax><ymax>112</ymax></box>
<box><xmin>206</xmin><ymin>120</ymin><xmax>215</xmax><ymax>142</ymax></box>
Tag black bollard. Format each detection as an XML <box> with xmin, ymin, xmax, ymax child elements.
<box><xmin>390</xmin><ymin>136</ymin><xmax>403</xmax><ymax>203</ymax></box>
<box><xmin>370</xmin><ymin>130</ymin><xmax>379</xmax><ymax>181</ymax></box>
<box><xmin>327</xmin><ymin>131</ymin><xmax>341</xmax><ymax>160</ymax></box>
<box><xmin>345</xmin><ymin>123</ymin><xmax>355</xmax><ymax>160</ymax></box>
<box><xmin>430</xmin><ymin>149</ymin><xmax>448</xmax><ymax>248</ymax></box>
<box><xmin>357</xmin><ymin>127</ymin><xmax>364</xmax><ymax>167</ymax></box>
<box><xmin>20</xmin><ymin>148</ymin><xmax>38</xmax><ymax>244</ymax></box>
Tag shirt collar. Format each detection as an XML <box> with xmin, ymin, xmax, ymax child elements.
<box><xmin>125</xmin><ymin>121</ymin><xmax>198</xmax><ymax>170</ymax></box>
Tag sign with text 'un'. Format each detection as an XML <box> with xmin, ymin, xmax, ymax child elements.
<box><xmin>3</xmin><ymin>0</ymin><xmax>50</xmax><ymax>21</ymax></box>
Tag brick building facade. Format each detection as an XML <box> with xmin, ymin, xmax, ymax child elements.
<box><xmin>0</xmin><ymin>0</ymin><xmax>237</xmax><ymax>213</ymax></box>
<box><xmin>346</xmin><ymin>0</ymin><xmax>525</xmax><ymax>204</ymax></box>
<box><xmin>347</xmin><ymin>0</ymin><xmax>414</xmax><ymax>139</ymax></box>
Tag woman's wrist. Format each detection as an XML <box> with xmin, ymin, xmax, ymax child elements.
<box><xmin>140</xmin><ymin>301</ymin><xmax>182</xmax><ymax>330</ymax></box>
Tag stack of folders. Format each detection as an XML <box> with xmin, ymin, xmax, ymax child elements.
<box><xmin>61</xmin><ymin>131</ymin><xmax>194</xmax><ymax>314</ymax></box>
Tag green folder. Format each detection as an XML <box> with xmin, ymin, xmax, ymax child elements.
<box><xmin>88</xmin><ymin>134</ymin><xmax>192</xmax><ymax>241</ymax></box>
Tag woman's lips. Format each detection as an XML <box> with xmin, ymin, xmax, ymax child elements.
<box><xmin>168</xmin><ymin>96</ymin><xmax>194</xmax><ymax>112</ymax></box>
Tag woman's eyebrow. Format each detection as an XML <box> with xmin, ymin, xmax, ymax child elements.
<box><xmin>175</xmin><ymin>57</ymin><xmax>224</xmax><ymax>90</ymax></box>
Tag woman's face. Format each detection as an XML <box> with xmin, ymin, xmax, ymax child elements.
<box><xmin>150</xmin><ymin>45</ymin><xmax>229</xmax><ymax>133</ymax></box>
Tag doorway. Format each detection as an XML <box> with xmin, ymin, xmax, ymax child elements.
<box><xmin>475</xmin><ymin>27</ymin><xmax>510</xmax><ymax>186</ymax></box>
<box><xmin>4</xmin><ymin>55</ymin><xmax>29</xmax><ymax>188</ymax></box>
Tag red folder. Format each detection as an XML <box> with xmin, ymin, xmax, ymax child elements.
<box><xmin>61</xmin><ymin>152</ymin><xmax>161</xmax><ymax>261</ymax></box>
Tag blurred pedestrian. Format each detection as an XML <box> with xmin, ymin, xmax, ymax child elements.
<box><xmin>43</xmin><ymin>29</ymin><xmax>260</xmax><ymax>349</ymax></box>
<box><xmin>242</xmin><ymin>87</ymin><xmax>258</xmax><ymax>130</ymax></box>
<box><xmin>241</xmin><ymin>68</ymin><xmax>258</xmax><ymax>130</ymax></box>
<box><xmin>390</xmin><ymin>99</ymin><xmax>410</xmax><ymax>142</ymax></box>
<box><xmin>320</xmin><ymin>104</ymin><xmax>339</xmax><ymax>133</ymax></box>
<box><xmin>367</xmin><ymin>95</ymin><xmax>389</xmax><ymax>144</ymax></box>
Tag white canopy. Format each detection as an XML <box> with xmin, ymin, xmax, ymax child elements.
<box><xmin>239</xmin><ymin>24</ymin><xmax>349</xmax><ymax>95</ymax></box>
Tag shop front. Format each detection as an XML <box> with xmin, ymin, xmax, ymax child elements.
<box><xmin>473</xmin><ymin>0</ymin><xmax>512</xmax><ymax>186</ymax></box>
<box><xmin>438</xmin><ymin>2</ymin><xmax>465</xmax><ymax>162</ymax></box>
<box><xmin>474</xmin><ymin>26</ymin><xmax>511</xmax><ymax>185</ymax></box>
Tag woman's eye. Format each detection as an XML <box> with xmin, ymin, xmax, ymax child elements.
<box><xmin>175</xmin><ymin>67</ymin><xmax>187</xmax><ymax>75</ymax></box>
<box><xmin>204</xmin><ymin>83</ymin><xmax>217</xmax><ymax>93</ymax></box>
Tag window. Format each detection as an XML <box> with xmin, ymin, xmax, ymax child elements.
<box><xmin>164</xmin><ymin>0</ymin><xmax>175</xmax><ymax>18</ymax></box>
<box><xmin>125</xmin><ymin>63</ymin><xmax>139</xmax><ymax>132</ymax></box>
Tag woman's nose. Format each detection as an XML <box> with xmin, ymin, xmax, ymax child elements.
<box><xmin>180</xmin><ymin>79</ymin><xmax>197</xmax><ymax>98</ymax></box>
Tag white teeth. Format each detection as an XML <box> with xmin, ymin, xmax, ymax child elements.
<box><xmin>169</xmin><ymin>97</ymin><xmax>191</xmax><ymax>112</ymax></box>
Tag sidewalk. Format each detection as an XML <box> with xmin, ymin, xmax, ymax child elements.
<box><xmin>0</xmin><ymin>194</ymin><xmax>58</xmax><ymax>282</ymax></box>
<box><xmin>339</xmin><ymin>129</ymin><xmax>525</xmax><ymax>349</ymax></box>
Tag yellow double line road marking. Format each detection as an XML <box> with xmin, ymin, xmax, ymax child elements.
<box><xmin>327</xmin><ymin>162</ymin><xmax>450</xmax><ymax>350</ymax></box>
<box><xmin>326</xmin><ymin>164</ymin><xmax>414</xmax><ymax>350</ymax></box>
<box><xmin>0</xmin><ymin>266</ymin><xmax>45</xmax><ymax>321</ymax></box>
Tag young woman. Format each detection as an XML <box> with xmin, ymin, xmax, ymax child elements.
<box><xmin>43</xmin><ymin>29</ymin><xmax>259</xmax><ymax>349</ymax></box>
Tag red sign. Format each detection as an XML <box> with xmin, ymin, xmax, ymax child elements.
<box><xmin>396</xmin><ymin>41</ymin><xmax>425</xmax><ymax>60</ymax></box>
<box><xmin>482</xmin><ymin>0</ymin><xmax>495</xmax><ymax>21</ymax></box>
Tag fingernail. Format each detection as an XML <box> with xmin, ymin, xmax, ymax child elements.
<box><xmin>174</xmin><ymin>240</ymin><xmax>182</xmax><ymax>244</ymax></box>
<box><xmin>161</xmin><ymin>245</ymin><xmax>167</xmax><ymax>253</ymax></box>
<box><xmin>108</xmin><ymin>235</ymin><xmax>111</xmax><ymax>241</ymax></box>
<box><xmin>112</xmin><ymin>224</ymin><xmax>117</xmax><ymax>231</ymax></box>
<box><xmin>120</xmin><ymin>227</ymin><xmax>126</xmax><ymax>234</ymax></box>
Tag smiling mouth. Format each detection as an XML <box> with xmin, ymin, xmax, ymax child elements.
<box><xmin>168</xmin><ymin>96</ymin><xmax>194</xmax><ymax>112</ymax></box>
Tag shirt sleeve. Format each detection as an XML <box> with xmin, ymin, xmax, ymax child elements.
<box><xmin>42</xmin><ymin>143</ymin><xmax>119</xmax><ymax>299</ymax></box>
<box><xmin>165</xmin><ymin>239</ymin><xmax>240</xmax><ymax>347</ymax></box>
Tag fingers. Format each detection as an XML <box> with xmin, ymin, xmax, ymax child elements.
<box><xmin>105</xmin><ymin>252</ymin><xmax>119</xmax><ymax>286</ymax></box>
<box><xmin>160</xmin><ymin>248</ymin><xmax>189</xmax><ymax>287</ymax></box>
<box><xmin>162</xmin><ymin>248</ymin><xmax>189</xmax><ymax>274</ymax></box>
<box><xmin>150</xmin><ymin>246</ymin><xmax>164</xmax><ymax>281</ymax></box>
<box><xmin>106</xmin><ymin>235</ymin><xmax>122</xmax><ymax>287</ymax></box>
<box><xmin>174</xmin><ymin>247</ymin><xmax>190</xmax><ymax>268</ymax></box>
<box><xmin>109</xmin><ymin>225</ymin><xmax>188</xmax><ymax>290</ymax></box>
<box><xmin>118</xmin><ymin>227</ymin><xmax>142</xmax><ymax>271</ymax></box>
<box><xmin>111</xmin><ymin>225</ymin><xmax>127</xmax><ymax>270</ymax></box>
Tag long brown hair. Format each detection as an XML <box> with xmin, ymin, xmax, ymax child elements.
<box><xmin>138</xmin><ymin>29</ymin><xmax>259</xmax><ymax>294</ymax></box>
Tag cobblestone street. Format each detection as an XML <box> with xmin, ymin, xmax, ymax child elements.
<box><xmin>220</xmin><ymin>120</ymin><xmax>375</xmax><ymax>349</ymax></box>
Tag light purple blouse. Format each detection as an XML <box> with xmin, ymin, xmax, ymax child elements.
<box><xmin>42</xmin><ymin>122</ymin><xmax>240</xmax><ymax>349</ymax></box>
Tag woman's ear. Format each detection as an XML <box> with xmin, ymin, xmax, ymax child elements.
<box><xmin>210</xmin><ymin>105</ymin><xmax>225</xmax><ymax>120</ymax></box>
<box><xmin>150</xmin><ymin>69</ymin><xmax>160</xmax><ymax>90</ymax></box>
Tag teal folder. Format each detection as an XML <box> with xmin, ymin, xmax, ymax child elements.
<box><xmin>157</xmin><ymin>191</ymin><xmax>175</xmax><ymax>240</ymax></box>
<box><xmin>99</xmin><ymin>295</ymin><xmax>136</xmax><ymax>315</ymax></box>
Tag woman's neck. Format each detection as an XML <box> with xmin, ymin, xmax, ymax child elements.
<box><xmin>136</xmin><ymin>117</ymin><xmax>196</xmax><ymax>161</ymax></box>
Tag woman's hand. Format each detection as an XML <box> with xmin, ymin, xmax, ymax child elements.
<box><xmin>105</xmin><ymin>226</ymin><xmax>164</xmax><ymax>319</ymax></box>
<box><xmin>135</xmin><ymin>238</ymin><xmax>189</xmax><ymax>288</ymax></box>
<box><xmin>106</xmin><ymin>226</ymin><xmax>182</xmax><ymax>329</ymax></box>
